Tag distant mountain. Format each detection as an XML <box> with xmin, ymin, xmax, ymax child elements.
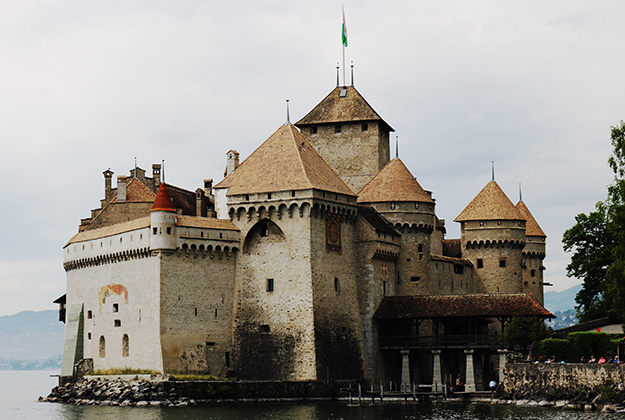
<box><xmin>0</xmin><ymin>310</ymin><xmax>64</xmax><ymax>363</ymax></box>
<box><xmin>544</xmin><ymin>283</ymin><xmax>582</xmax><ymax>312</ymax></box>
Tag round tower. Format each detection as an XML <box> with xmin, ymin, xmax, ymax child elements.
<box><xmin>455</xmin><ymin>181</ymin><xmax>526</xmax><ymax>294</ymax></box>
<box><xmin>358</xmin><ymin>158</ymin><xmax>436</xmax><ymax>295</ymax></box>
<box><xmin>150</xmin><ymin>183</ymin><xmax>177</xmax><ymax>253</ymax></box>
<box><xmin>516</xmin><ymin>200</ymin><xmax>547</xmax><ymax>305</ymax></box>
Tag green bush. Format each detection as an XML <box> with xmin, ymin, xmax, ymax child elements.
<box><xmin>537</xmin><ymin>338</ymin><xmax>571</xmax><ymax>361</ymax></box>
<box><xmin>567</xmin><ymin>332</ymin><xmax>614</xmax><ymax>360</ymax></box>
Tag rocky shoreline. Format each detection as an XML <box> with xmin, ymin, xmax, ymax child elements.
<box><xmin>40</xmin><ymin>375</ymin><xmax>625</xmax><ymax>412</ymax></box>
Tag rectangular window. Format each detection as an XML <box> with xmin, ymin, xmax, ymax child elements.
<box><xmin>418</xmin><ymin>244</ymin><xmax>423</xmax><ymax>252</ymax></box>
<box><xmin>87</xmin><ymin>310</ymin><xmax>93</xmax><ymax>319</ymax></box>
<box><xmin>112</xmin><ymin>303</ymin><xmax>119</xmax><ymax>313</ymax></box>
<box><xmin>87</xmin><ymin>332</ymin><xmax>91</xmax><ymax>340</ymax></box>
<box><xmin>153</xmin><ymin>227</ymin><xmax>158</xmax><ymax>235</ymax></box>
<box><xmin>531</xmin><ymin>269</ymin><xmax>536</xmax><ymax>277</ymax></box>
<box><xmin>396</xmin><ymin>271</ymin><xmax>401</xmax><ymax>285</ymax></box>
<box><xmin>266</xmin><ymin>278</ymin><xmax>274</xmax><ymax>292</ymax></box>
<box><xmin>499</xmin><ymin>260</ymin><xmax>506</xmax><ymax>268</ymax></box>
<box><xmin>361</xmin><ymin>123</ymin><xmax>368</xmax><ymax>132</ymax></box>
<box><xmin>335</xmin><ymin>124</ymin><xmax>342</xmax><ymax>133</ymax></box>
<box><xmin>382</xmin><ymin>281</ymin><xmax>387</xmax><ymax>295</ymax></box>
<box><xmin>419</xmin><ymin>254</ymin><xmax>423</xmax><ymax>260</ymax></box>
<box><xmin>334</xmin><ymin>277</ymin><xmax>339</xmax><ymax>293</ymax></box>
<box><xmin>311</xmin><ymin>126</ymin><xmax>318</xmax><ymax>134</ymax></box>
<box><xmin>260</xmin><ymin>324</ymin><xmax>271</xmax><ymax>333</ymax></box>
<box><xmin>410</xmin><ymin>276</ymin><xmax>420</xmax><ymax>283</ymax></box>
<box><xmin>114</xmin><ymin>319</ymin><xmax>121</xmax><ymax>327</ymax></box>
<box><xmin>166</xmin><ymin>227</ymin><xmax>172</xmax><ymax>234</ymax></box>
<box><xmin>477</xmin><ymin>259</ymin><xmax>483</xmax><ymax>268</ymax></box>
<box><xmin>454</xmin><ymin>265</ymin><xmax>464</xmax><ymax>274</ymax></box>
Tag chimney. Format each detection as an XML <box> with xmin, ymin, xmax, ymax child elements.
<box><xmin>103</xmin><ymin>169</ymin><xmax>114</xmax><ymax>201</ymax></box>
<box><xmin>204</xmin><ymin>179</ymin><xmax>214</xmax><ymax>199</ymax></box>
<box><xmin>152</xmin><ymin>163</ymin><xmax>161</xmax><ymax>191</ymax></box>
<box><xmin>117</xmin><ymin>176</ymin><xmax>128</xmax><ymax>202</ymax></box>
<box><xmin>196</xmin><ymin>189</ymin><xmax>205</xmax><ymax>217</ymax></box>
<box><xmin>226</xmin><ymin>150</ymin><xmax>240</xmax><ymax>176</ymax></box>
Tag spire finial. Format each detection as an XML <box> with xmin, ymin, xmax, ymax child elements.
<box><xmin>286</xmin><ymin>99</ymin><xmax>290</xmax><ymax>124</ymax></box>
<box><xmin>350</xmin><ymin>61</ymin><xmax>354</xmax><ymax>87</ymax></box>
<box><xmin>336</xmin><ymin>63</ymin><xmax>340</xmax><ymax>87</ymax></box>
<box><xmin>162</xmin><ymin>159</ymin><xmax>165</xmax><ymax>183</ymax></box>
<box><xmin>395</xmin><ymin>135</ymin><xmax>399</xmax><ymax>159</ymax></box>
<box><xmin>491</xmin><ymin>161</ymin><xmax>495</xmax><ymax>181</ymax></box>
<box><xmin>519</xmin><ymin>183</ymin><xmax>523</xmax><ymax>202</ymax></box>
<box><xmin>134</xmin><ymin>157</ymin><xmax>137</xmax><ymax>178</ymax></box>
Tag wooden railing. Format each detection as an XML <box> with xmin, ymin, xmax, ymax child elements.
<box><xmin>379</xmin><ymin>335</ymin><xmax>501</xmax><ymax>349</ymax></box>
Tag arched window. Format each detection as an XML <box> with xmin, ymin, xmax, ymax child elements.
<box><xmin>122</xmin><ymin>334</ymin><xmax>129</xmax><ymax>357</ymax></box>
<box><xmin>99</xmin><ymin>336</ymin><xmax>106</xmax><ymax>358</ymax></box>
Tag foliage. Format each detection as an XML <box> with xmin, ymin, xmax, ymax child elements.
<box><xmin>563</xmin><ymin>121</ymin><xmax>625</xmax><ymax>325</ymax></box>
<box><xmin>537</xmin><ymin>338</ymin><xmax>571</xmax><ymax>361</ymax></box>
<box><xmin>90</xmin><ymin>368</ymin><xmax>161</xmax><ymax>376</ymax></box>
<box><xmin>504</xmin><ymin>315</ymin><xmax>547</xmax><ymax>349</ymax></box>
<box><xmin>567</xmin><ymin>332</ymin><xmax>614</xmax><ymax>360</ymax></box>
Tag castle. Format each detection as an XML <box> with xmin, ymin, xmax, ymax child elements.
<box><xmin>57</xmin><ymin>81</ymin><xmax>553</xmax><ymax>391</ymax></box>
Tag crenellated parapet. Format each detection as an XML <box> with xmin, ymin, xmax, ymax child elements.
<box><xmin>176</xmin><ymin>243</ymin><xmax>239</xmax><ymax>260</ymax></box>
<box><xmin>391</xmin><ymin>221</ymin><xmax>435</xmax><ymax>234</ymax></box>
<box><xmin>229</xmin><ymin>198</ymin><xmax>358</xmax><ymax>224</ymax></box>
<box><xmin>64</xmin><ymin>247</ymin><xmax>151</xmax><ymax>271</ymax></box>
<box><xmin>464</xmin><ymin>239</ymin><xmax>526</xmax><ymax>249</ymax></box>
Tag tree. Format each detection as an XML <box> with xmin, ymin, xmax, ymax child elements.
<box><xmin>504</xmin><ymin>315</ymin><xmax>547</xmax><ymax>350</ymax></box>
<box><xmin>562</xmin><ymin>201</ymin><xmax>613</xmax><ymax>321</ymax></box>
<box><xmin>564</xmin><ymin>121</ymin><xmax>625</xmax><ymax>324</ymax></box>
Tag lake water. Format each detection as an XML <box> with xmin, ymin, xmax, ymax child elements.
<box><xmin>1</xmin><ymin>370</ymin><xmax>622</xmax><ymax>420</ymax></box>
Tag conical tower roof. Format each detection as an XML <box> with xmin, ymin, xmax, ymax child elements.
<box><xmin>455</xmin><ymin>181</ymin><xmax>523</xmax><ymax>222</ymax></box>
<box><xmin>151</xmin><ymin>183</ymin><xmax>175</xmax><ymax>212</ymax></box>
<box><xmin>214</xmin><ymin>124</ymin><xmax>355</xmax><ymax>197</ymax></box>
<box><xmin>295</xmin><ymin>86</ymin><xmax>394</xmax><ymax>131</ymax></box>
<box><xmin>357</xmin><ymin>158</ymin><xmax>433</xmax><ymax>204</ymax></box>
<box><xmin>516</xmin><ymin>200</ymin><xmax>546</xmax><ymax>237</ymax></box>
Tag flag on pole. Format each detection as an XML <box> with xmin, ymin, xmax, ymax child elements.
<box><xmin>342</xmin><ymin>6</ymin><xmax>348</xmax><ymax>47</ymax></box>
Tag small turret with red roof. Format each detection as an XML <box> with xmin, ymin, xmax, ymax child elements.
<box><xmin>150</xmin><ymin>183</ymin><xmax>177</xmax><ymax>252</ymax></box>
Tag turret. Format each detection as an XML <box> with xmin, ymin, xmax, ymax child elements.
<box><xmin>516</xmin><ymin>200</ymin><xmax>547</xmax><ymax>305</ymax></box>
<box><xmin>150</xmin><ymin>183</ymin><xmax>177</xmax><ymax>253</ymax></box>
<box><xmin>358</xmin><ymin>158</ymin><xmax>436</xmax><ymax>295</ymax></box>
<box><xmin>455</xmin><ymin>181</ymin><xmax>526</xmax><ymax>294</ymax></box>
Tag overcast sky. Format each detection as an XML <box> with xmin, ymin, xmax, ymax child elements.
<box><xmin>1</xmin><ymin>1</ymin><xmax>622</xmax><ymax>316</ymax></box>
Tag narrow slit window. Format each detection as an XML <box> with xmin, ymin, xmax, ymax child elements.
<box><xmin>267</xmin><ymin>278</ymin><xmax>274</xmax><ymax>292</ymax></box>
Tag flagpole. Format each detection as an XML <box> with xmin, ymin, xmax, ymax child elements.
<box><xmin>342</xmin><ymin>45</ymin><xmax>346</xmax><ymax>87</ymax></box>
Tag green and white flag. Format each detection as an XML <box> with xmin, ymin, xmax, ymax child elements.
<box><xmin>342</xmin><ymin>7</ymin><xmax>348</xmax><ymax>47</ymax></box>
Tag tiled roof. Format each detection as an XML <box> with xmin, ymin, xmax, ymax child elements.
<box><xmin>431</xmin><ymin>254</ymin><xmax>473</xmax><ymax>266</ymax></box>
<box><xmin>295</xmin><ymin>86</ymin><xmax>394</xmax><ymax>131</ymax></box>
<box><xmin>214</xmin><ymin>124</ymin><xmax>355</xmax><ymax>196</ymax></box>
<box><xmin>167</xmin><ymin>184</ymin><xmax>197</xmax><ymax>216</ymax></box>
<box><xmin>516</xmin><ymin>201</ymin><xmax>546</xmax><ymax>237</ymax></box>
<box><xmin>442</xmin><ymin>239</ymin><xmax>462</xmax><ymax>258</ymax></box>
<box><xmin>357</xmin><ymin>158</ymin><xmax>434</xmax><ymax>204</ymax></box>
<box><xmin>455</xmin><ymin>181</ymin><xmax>523</xmax><ymax>222</ymax></box>
<box><xmin>152</xmin><ymin>183</ymin><xmax>175</xmax><ymax>212</ymax></box>
<box><xmin>176</xmin><ymin>215</ymin><xmax>239</xmax><ymax>231</ymax></box>
<box><xmin>358</xmin><ymin>205</ymin><xmax>400</xmax><ymax>236</ymax></box>
<box><xmin>110</xmin><ymin>178</ymin><xmax>156</xmax><ymax>203</ymax></box>
<box><xmin>66</xmin><ymin>217</ymin><xmax>151</xmax><ymax>246</ymax></box>
<box><xmin>374</xmin><ymin>294</ymin><xmax>554</xmax><ymax>320</ymax></box>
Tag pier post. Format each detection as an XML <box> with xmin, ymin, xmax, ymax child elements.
<box><xmin>400</xmin><ymin>349</ymin><xmax>410</xmax><ymax>392</ymax></box>
<box><xmin>431</xmin><ymin>350</ymin><xmax>442</xmax><ymax>392</ymax></box>
<box><xmin>497</xmin><ymin>349</ymin><xmax>508</xmax><ymax>384</ymax></box>
<box><xmin>464</xmin><ymin>349</ymin><xmax>476</xmax><ymax>392</ymax></box>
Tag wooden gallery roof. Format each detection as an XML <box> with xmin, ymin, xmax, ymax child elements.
<box><xmin>374</xmin><ymin>294</ymin><xmax>555</xmax><ymax>320</ymax></box>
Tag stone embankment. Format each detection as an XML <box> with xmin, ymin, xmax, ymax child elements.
<box><xmin>501</xmin><ymin>362</ymin><xmax>625</xmax><ymax>412</ymax></box>
<box><xmin>41</xmin><ymin>375</ymin><xmax>334</xmax><ymax>406</ymax></box>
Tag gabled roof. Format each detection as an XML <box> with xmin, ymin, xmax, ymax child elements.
<box><xmin>516</xmin><ymin>201</ymin><xmax>546</xmax><ymax>237</ymax></box>
<box><xmin>373</xmin><ymin>294</ymin><xmax>554</xmax><ymax>320</ymax></box>
<box><xmin>357</xmin><ymin>158</ymin><xmax>434</xmax><ymax>204</ymax></box>
<box><xmin>176</xmin><ymin>215</ymin><xmax>239</xmax><ymax>231</ymax></box>
<box><xmin>455</xmin><ymin>181</ymin><xmax>523</xmax><ymax>222</ymax></box>
<box><xmin>152</xmin><ymin>183</ymin><xmax>175</xmax><ymax>212</ymax></box>
<box><xmin>295</xmin><ymin>86</ymin><xmax>394</xmax><ymax>131</ymax></box>
<box><xmin>110</xmin><ymin>178</ymin><xmax>156</xmax><ymax>203</ymax></box>
<box><xmin>214</xmin><ymin>124</ymin><xmax>355</xmax><ymax>197</ymax></box>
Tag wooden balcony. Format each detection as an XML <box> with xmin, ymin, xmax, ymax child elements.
<box><xmin>379</xmin><ymin>334</ymin><xmax>502</xmax><ymax>350</ymax></box>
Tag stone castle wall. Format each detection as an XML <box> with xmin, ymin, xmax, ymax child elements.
<box><xmin>302</xmin><ymin>121</ymin><xmax>390</xmax><ymax>193</ymax></box>
<box><xmin>159</xmin><ymin>249</ymin><xmax>237</xmax><ymax>375</ymax></box>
